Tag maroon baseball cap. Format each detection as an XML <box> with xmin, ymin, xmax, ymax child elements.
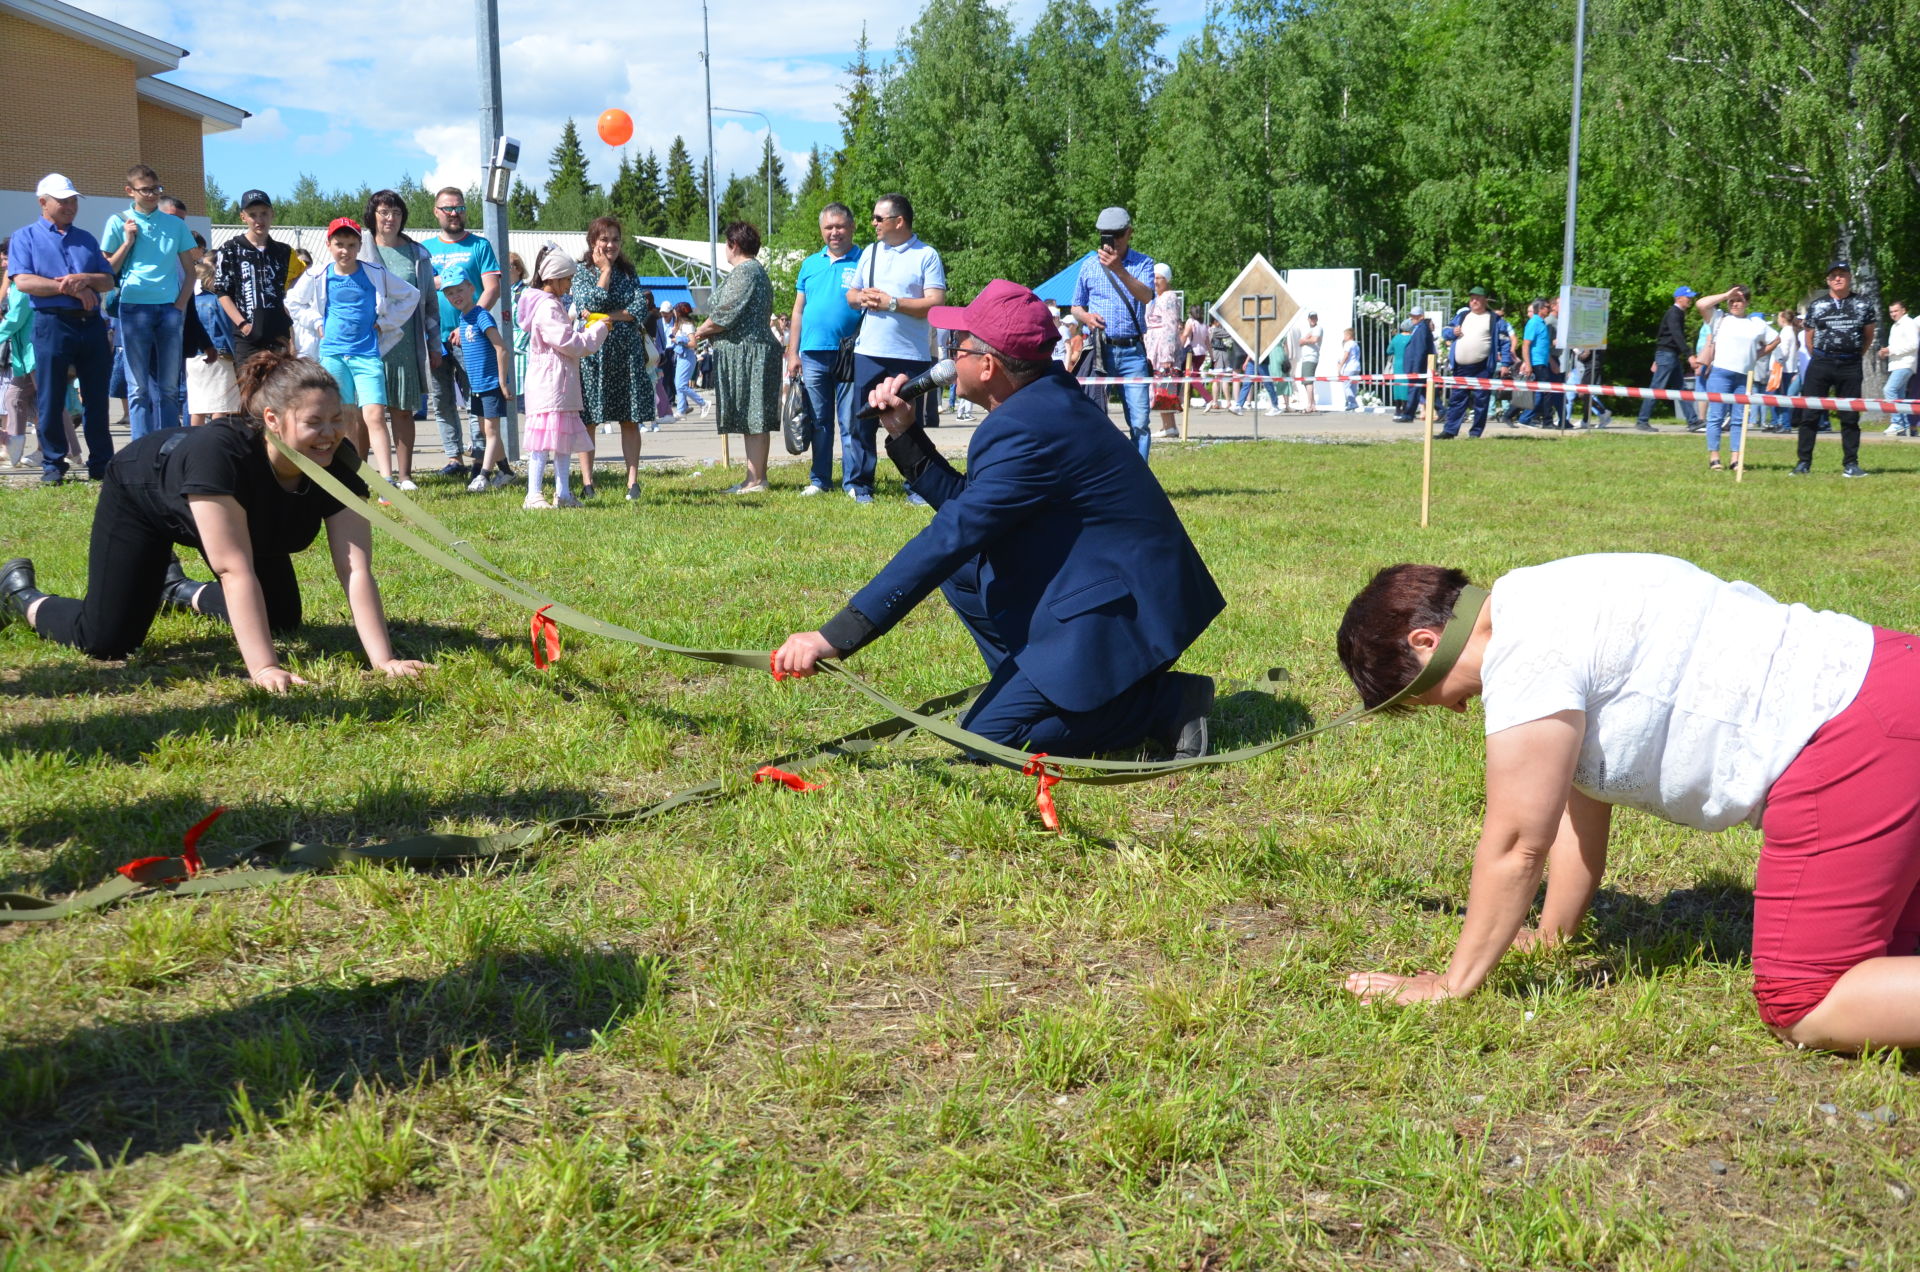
<box><xmin>927</xmin><ymin>280</ymin><xmax>1059</xmax><ymax>362</ymax></box>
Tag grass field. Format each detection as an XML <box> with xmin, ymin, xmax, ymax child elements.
<box><xmin>3</xmin><ymin>431</ymin><xmax>1919</xmax><ymax>1270</ymax></box>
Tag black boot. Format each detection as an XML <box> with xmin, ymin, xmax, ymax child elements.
<box><xmin>1157</xmin><ymin>672</ymin><xmax>1216</xmax><ymax>761</ymax></box>
<box><xmin>160</xmin><ymin>556</ymin><xmax>203</xmax><ymax>614</ymax></box>
<box><xmin>0</xmin><ymin>558</ymin><xmax>46</xmax><ymax>627</ymax></box>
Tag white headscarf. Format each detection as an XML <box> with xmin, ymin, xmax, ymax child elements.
<box><xmin>535</xmin><ymin>241</ymin><xmax>578</xmax><ymax>282</ymax></box>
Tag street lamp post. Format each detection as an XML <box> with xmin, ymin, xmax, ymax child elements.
<box><xmin>700</xmin><ymin>0</ymin><xmax>717</xmax><ymax>298</ymax></box>
<box><xmin>712</xmin><ymin>105</ymin><xmax>775</xmax><ymax>238</ymax></box>
<box><xmin>1558</xmin><ymin>0</ymin><xmax>1588</xmax><ymax>375</ymax></box>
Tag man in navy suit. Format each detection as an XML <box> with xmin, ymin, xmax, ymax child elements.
<box><xmin>774</xmin><ymin>279</ymin><xmax>1224</xmax><ymax>759</ymax></box>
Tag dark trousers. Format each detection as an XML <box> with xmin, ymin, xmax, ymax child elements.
<box><xmin>1520</xmin><ymin>362</ymin><xmax>1564</xmax><ymax>427</ymax></box>
<box><xmin>848</xmin><ymin>353</ymin><xmax>932</xmax><ymax>497</ymax></box>
<box><xmin>33</xmin><ymin>469</ymin><xmax>303</xmax><ymax>660</ymax></box>
<box><xmin>31</xmin><ymin>309</ymin><xmax>113</xmax><ymax>479</ymax></box>
<box><xmin>1441</xmin><ymin>357</ymin><xmax>1494</xmax><ymax>436</ymax></box>
<box><xmin>1795</xmin><ymin>356</ymin><xmax>1864</xmax><ymax>467</ymax></box>
<box><xmin>227</xmin><ymin>329</ymin><xmax>289</xmax><ymax>376</ymax></box>
<box><xmin>1636</xmin><ymin>350</ymin><xmax>1701</xmax><ymax>426</ymax></box>
<box><xmin>940</xmin><ymin>557</ymin><xmax>1180</xmax><ymax>757</ymax></box>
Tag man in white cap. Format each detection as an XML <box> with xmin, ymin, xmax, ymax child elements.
<box><xmin>5</xmin><ymin>174</ymin><xmax>116</xmax><ymax>484</ymax></box>
<box><xmin>1071</xmin><ymin>206</ymin><xmax>1159</xmax><ymax>460</ymax></box>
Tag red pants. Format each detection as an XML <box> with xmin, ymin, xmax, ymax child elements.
<box><xmin>1753</xmin><ymin>628</ymin><xmax>1920</xmax><ymax>1027</ymax></box>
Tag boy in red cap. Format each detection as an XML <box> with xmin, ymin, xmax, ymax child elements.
<box><xmin>775</xmin><ymin>280</ymin><xmax>1224</xmax><ymax>760</ymax></box>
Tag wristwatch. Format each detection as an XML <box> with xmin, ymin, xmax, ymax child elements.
<box><xmin>886</xmin><ymin>296</ymin><xmax>900</xmax><ymax>313</ymax></box>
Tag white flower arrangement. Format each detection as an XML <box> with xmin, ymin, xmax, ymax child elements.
<box><xmin>1356</xmin><ymin>294</ymin><xmax>1398</xmax><ymax>324</ymax></box>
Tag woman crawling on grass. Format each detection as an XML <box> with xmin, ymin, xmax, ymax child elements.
<box><xmin>1336</xmin><ymin>553</ymin><xmax>1920</xmax><ymax>1053</ymax></box>
<box><xmin>0</xmin><ymin>350</ymin><xmax>429</xmax><ymax>693</ymax></box>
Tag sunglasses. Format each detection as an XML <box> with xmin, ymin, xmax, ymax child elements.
<box><xmin>436</xmin><ymin>204</ymin><xmax>467</xmax><ymax>215</ymax></box>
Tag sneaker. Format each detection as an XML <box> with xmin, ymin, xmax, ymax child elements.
<box><xmin>467</xmin><ymin>473</ymin><xmax>489</xmax><ymax>493</ymax></box>
<box><xmin>438</xmin><ymin>462</ymin><xmax>467</xmax><ymax>479</ymax></box>
<box><xmin>1</xmin><ymin>557</ymin><xmax>44</xmax><ymax>627</ymax></box>
<box><xmin>1790</xmin><ymin>461</ymin><xmax>1811</xmax><ymax>476</ymax></box>
<box><xmin>1886</xmin><ymin>423</ymin><xmax>1907</xmax><ymax>436</ymax></box>
<box><xmin>395</xmin><ymin>479</ymin><xmax>419</xmax><ymax>492</ymax></box>
<box><xmin>488</xmin><ymin>470</ymin><xmax>514</xmax><ymax>490</ymax></box>
<box><xmin>495</xmin><ymin>460</ymin><xmax>516</xmax><ymax>478</ymax></box>
<box><xmin>850</xmin><ymin>490</ymin><xmax>874</xmax><ymax>505</ymax></box>
<box><xmin>1159</xmin><ymin>428</ymin><xmax>1179</xmax><ymax>439</ymax></box>
<box><xmin>797</xmin><ymin>483</ymin><xmax>826</xmax><ymax>497</ymax></box>
<box><xmin>724</xmin><ymin>481</ymin><xmax>769</xmax><ymax>495</ymax></box>
<box><xmin>579</xmin><ymin>484</ymin><xmax>598</xmax><ymax>500</ymax></box>
<box><xmin>626</xmin><ymin>484</ymin><xmax>642</xmax><ymax>501</ymax></box>
<box><xmin>555</xmin><ymin>493</ymin><xmax>584</xmax><ymax>508</ymax></box>
<box><xmin>523</xmin><ymin>494</ymin><xmax>554</xmax><ymax>510</ymax></box>
<box><xmin>1634</xmin><ymin>421</ymin><xmax>1657</xmax><ymax>432</ymax></box>
<box><xmin>1843</xmin><ymin>463</ymin><xmax>1868</xmax><ymax>478</ymax></box>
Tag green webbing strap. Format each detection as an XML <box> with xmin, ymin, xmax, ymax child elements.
<box><xmin>0</xmin><ymin>681</ymin><xmax>983</xmax><ymax>923</ymax></box>
<box><xmin>268</xmin><ymin>435</ymin><xmax>1489</xmax><ymax>784</ymax></box>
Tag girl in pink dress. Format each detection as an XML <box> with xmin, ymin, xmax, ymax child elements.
<box><xmin>515</xmin><ymin>243</ymin><xmax>609</xmax><ymax>509</ymax></box>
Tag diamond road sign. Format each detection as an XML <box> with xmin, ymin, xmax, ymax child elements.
<box><xmin>1212</xmin><ymin>254</ymin><xmax>1299</xmax><ymax>361</ymax></box>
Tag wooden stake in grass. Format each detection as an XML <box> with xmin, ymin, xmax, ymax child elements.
<box><xmin>1421</xmin><ymin>354</ymin><xmax>1436</xmax><ymax>528</ymax></box>
<box><xmin>1736</xmin><ymin>367</ymin><xmax>1753</xmax><ymax>483</ymax></box>
<box><xmin>1179</xmin><ymin>364</ymin><xmax>1193</xmax><ymax>442</ymax></box>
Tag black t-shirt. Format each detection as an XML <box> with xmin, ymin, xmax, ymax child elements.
<box><xmin>110</xmin><ymin>420</ymin><xmax>369</xmax><ymax>556</ymax></box>
<box><xmin>212</xmin><ymin>237</ymin><xmax>299</xmax><ymax>344</ymax></box>
<box><xmin>1804</xmin><ymin>294</ymin><xmax>1875</xmax><ymax>360</ymax></box>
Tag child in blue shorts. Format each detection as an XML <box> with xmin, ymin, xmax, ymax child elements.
<box><xmin>287</xmin><ymin>216</ymin><xmax>419</xmax><ymax>483</ymax></box>
<box><xmin>444</xmin><ymin>277</ymin><xmax>514</xmax><ymax>492</ymax></box>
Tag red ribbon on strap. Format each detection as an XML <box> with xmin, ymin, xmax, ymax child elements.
<box><xmin>768</xmin><ymin>650</ymin><xmax>789</xmax><ymax>682</ymax></box>
<box><xmin>180</xmin><ymin>806</ymin><xmax>226</xmax><ymax>877</ymax></box>
<box><xmin>1022</xmin><ymin>753</ymin><xmax>1062</xmax><ymax>832</ymax></box>
<box><xmin>753</xmin><ymin>765</ymin><xmax>822</xmax><ymax>792</ymax></box>
<box><xmin>531</xmin><ymin>605</ymin><xmax>562</xmax><ymax>669</ymax></box>
<box><xmin>115</xmin><ymin>856</ymin><xmax>181</xmax><ymax>884</ymax></box>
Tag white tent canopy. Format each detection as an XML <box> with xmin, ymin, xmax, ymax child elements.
<box><xmin>632</xmin><ymin>236</ymin><xmax>734</xmax><ymax>287</ymax></box>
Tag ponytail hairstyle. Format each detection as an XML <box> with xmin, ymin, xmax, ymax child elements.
<box><xmin>236</xmin><ymin>349</ymin><xmax>340</xmax><ymax>424</ymax></box>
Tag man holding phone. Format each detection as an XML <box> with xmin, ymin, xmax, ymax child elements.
<box><xmin>1070</xmin><ymin>207</ymin><xmax>1158</xmax><ymax>461</ymax></box>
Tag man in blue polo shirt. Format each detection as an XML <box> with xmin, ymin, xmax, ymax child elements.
<box><xmin>422</xmin><ymin>187</ymin><xmax>500</xmax><ymax>478</ymax></box>
<box><xmin>7</xmin><ymin>173</ymin><xmax>116</xmax><ymax>484</ymax></box>
<box><xmin>1070</xmin><ymin>206</ymin><xmax>1159</xmax><ymax>460</ymax></box>
<box><xmin>784</xmin><ymin>202</ymin><xmax>863</xmax><ymax>496</ymax></box>
<box><xmin>847</xmin><ymin>192</ymin><xmax>946</xmax><ymax>505</ymax></box>
<box><xmin>101</xmin><ymin>164</ymin><xmax>193</xmax><ymax>438</ymax></box>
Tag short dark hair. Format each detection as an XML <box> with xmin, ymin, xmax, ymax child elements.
<box><xmin>365</xmin><ymin>188</ymin><xmax>408</xmax><ymax>231</ymax></box>
<box><xmin>126</xmin><ymin>164</ymin><xmax>159</xmax><ymax>185</ymax></box>
<box><xmin>820</xmin><ymin>202</ymin><xmax>853</xmax><ymax>225</ymax></box>
<box><xmin>1337</xmin><ymin>564</ymin><xmax>1473</xmax><ymax>710</ymax></box>
<box><xmin>191</xmin><ymin>230</ymin><xmax>207</xmax><ymax>250</ymax></box>
<box><xmin>434</xmin><ymin>187</ymin><xmax>465</xmax><ymax>205</ymax></box>
<box><xmin>877</xmin><ymin>193</ymin><xmax>913</xmax><ymax>228</ymax></box>
<box><xmin>973</xmin><ymin>337</ymin><xmax>1050</xmax><ymax>384</ymax></box>
<box><xmin>159</xmin><ymin>196</ymin><xmax>188</xmax><ymax>217</ymax></box>
<box><xmin>724</xmin><ymin>220</ymin><xmax>761</xmax><ymax>257</ymax></box>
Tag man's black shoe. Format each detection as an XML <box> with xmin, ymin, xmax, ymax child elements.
<box><xmin>437</xmin><ymin>461</ymin><xmax>467</xmax><ymax>479</ymax></box>
<box><xmin>0</xmin><ymin>558</ymin><xmax>45</xmax><ymax>627</ymax></box>
<box><xmin>1162</xmin><ymin>673</ymin><xmax>1215</xmax><ymax>761</ymax></box>
<box><xmin>1434</xmin><ymin>432</ymin><xmax>1457</xmax><ymax>441</ymax></box>
<box><xmin>160</xmin><ymin>556</ymin><xmax>202</xmax><ymax>613</ymax></box>
<box><xmin>1843</xmin><ymin>463</ymin><xmax>1868</xmax><ymax>479</ymax></box>
<box><xmin>1791</xmin><ymin>461</ymin><xmax>1811</xmax><ymax>476</ymax></box>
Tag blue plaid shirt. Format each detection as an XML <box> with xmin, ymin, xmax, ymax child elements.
<box><xmin>1072</xmin><ymin>248</ymin><xmax>1156</xmax><ymax>338</ymax></box>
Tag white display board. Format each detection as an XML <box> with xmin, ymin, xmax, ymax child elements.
<box><xmin>1282</xmin><ymin>268</ymin><xmax>1359</xmax><ymax>408</ymax></box>
<box><xmin>1558</xmin><ymin>285</ymin><xmax>1611</xmax><ymax>350</ymax></box>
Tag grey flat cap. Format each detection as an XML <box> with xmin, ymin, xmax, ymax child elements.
<box><xmin>1095</xmin><ymin>207</ymin><xmax>1131</xmax><ymax>232</ymax></box>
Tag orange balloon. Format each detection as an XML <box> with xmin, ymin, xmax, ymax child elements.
<box><xmin>597</xmin><ymin>108</ymin><xmax>634</xmax><ymax>147</ymax></box>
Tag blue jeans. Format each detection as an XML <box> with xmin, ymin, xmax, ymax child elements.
<box><xmin>1102</xmin><ymin>339</ymin><xmax>1153</xmax><ymax>459</ymax></box>
<box><xmin>1772</xmin><ymin>371</ymin><xmax>1801</xmax><ymax>430</ymax></box>
<box><xmin>1235</xmin><ymin>356</ymin><xmax>1279</xmax><ymax>409</ymax></box>
<box><xmin>1885</xmin><ymin>366</ymin><xmax>1914</xmax><ymax>434</ymax></box>
<box><xmin>798</xmin><ymin>349</ymin><xmax>853</xmax><ymax>490</ymax></box>
<box><xmin>32</xmin><ymin>309</ymin><xmax>113</xmax><ymax>479</ymax></box>
<box><xmin>1636</xmin><ymin>349</ymin><xmax>1701</xmax><ymax>426</ymax></box>
<box><xmin>849</xmin><ymin>353</ymin><xmax>931</xmax><ymax>498</ymax></box>
<box><xmin>673</xmin><ymin>354</ymin><xmax>706</xmax><ymax>413</ymax></box>
<box><xmin>1703</xmin><ymin>366</ymin><xmax>1748</xmax><ymax>453</ymax></box>
<box><xmin>1519</xmin><ymin>362</ymin><xmax>1563</xmax><ymax>427</ymax></box>
<box><xmin>1441</xmin><ymin>358</ymin><xmax>1494</xmax><ymax>436</ymax></box>
<box><xmin>119</xmin><ymin>303</ymin><xmax>185</xmax><ymax>438</ymax></box>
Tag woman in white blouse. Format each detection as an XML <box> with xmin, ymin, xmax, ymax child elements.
<box><xmin>1336</xmin><ymin>553</ymin><xmax>1920</xmax><ymax>1053</ymax></box>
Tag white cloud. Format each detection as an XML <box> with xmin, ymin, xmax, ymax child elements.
<box><xmin>224</xmin><ymin>106</ymin><xmax>287</xmax><ymax>144</ymax></box>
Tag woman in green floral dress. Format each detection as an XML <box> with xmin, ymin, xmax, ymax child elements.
<box><xmin>695</xmin><ymin>221</ymin><xmax>781</xmax><ymax>494</ymax></box>
<box><xmin>571</xmin><ymin>216</ymin><xmax>657</xmax><ymax>500</ymax></box>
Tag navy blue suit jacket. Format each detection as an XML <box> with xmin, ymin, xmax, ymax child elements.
<box><xmin>845</xmin><ymin>369</ymin><xmax>1224</xmax><ymax>713</ymax></box>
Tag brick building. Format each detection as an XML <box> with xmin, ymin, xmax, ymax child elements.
<box><xmin>0</xmin><ymin>0</ymin><xmax>245</xmax><ymax>237</ymax></box>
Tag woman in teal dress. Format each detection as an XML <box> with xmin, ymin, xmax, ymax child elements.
<box><xmin>571</xmin><ymin>216</ymin><xmax>656</xmax><ymax>501</ymax></box>
<box><xmin>693</xmin><ymin>221</ymin><xmax>780</xmax><ymax>494</ymax></box>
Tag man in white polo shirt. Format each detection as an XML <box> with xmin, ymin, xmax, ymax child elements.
<box><xmin>846</xmin><ymin>192</ymin><xmax>946</xmax><ymax>505</ymax></box>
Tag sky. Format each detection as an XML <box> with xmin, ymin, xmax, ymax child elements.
<box><xmin>79</xmin><ymin>0</ymin><xmax>1208</xmax><ymax>209</ymax></box>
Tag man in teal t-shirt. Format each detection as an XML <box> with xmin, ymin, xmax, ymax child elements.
<box><xmin>100</xmin><ymin>163</ymin><xmax>192</xmax><ymax>437</ymax></box>
<box><xmin>1519</xmin><ymin>298</ymin><xmax>1563</xmax><ymax>428</ymax></box>
<box><xmin>421</xmin><ymin>187</ymin><xmax>501</xmax><ymax>476</ymax></box>
<box><xmin>784</xmin><ymin>202</ymin><xmax>864</xmax><ymax>494</ymax></box>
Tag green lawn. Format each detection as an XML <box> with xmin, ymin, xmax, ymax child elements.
<box><xmin>4</xmin><ymin>432</ymin><xmax>1919</xmax><ymax>1270</ymax></box>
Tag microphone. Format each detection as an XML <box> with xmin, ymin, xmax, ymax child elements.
<box><xmin>856</xmin><ymin>359</ymin><xmax>957</xmax><ymax>419</ymax></box>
